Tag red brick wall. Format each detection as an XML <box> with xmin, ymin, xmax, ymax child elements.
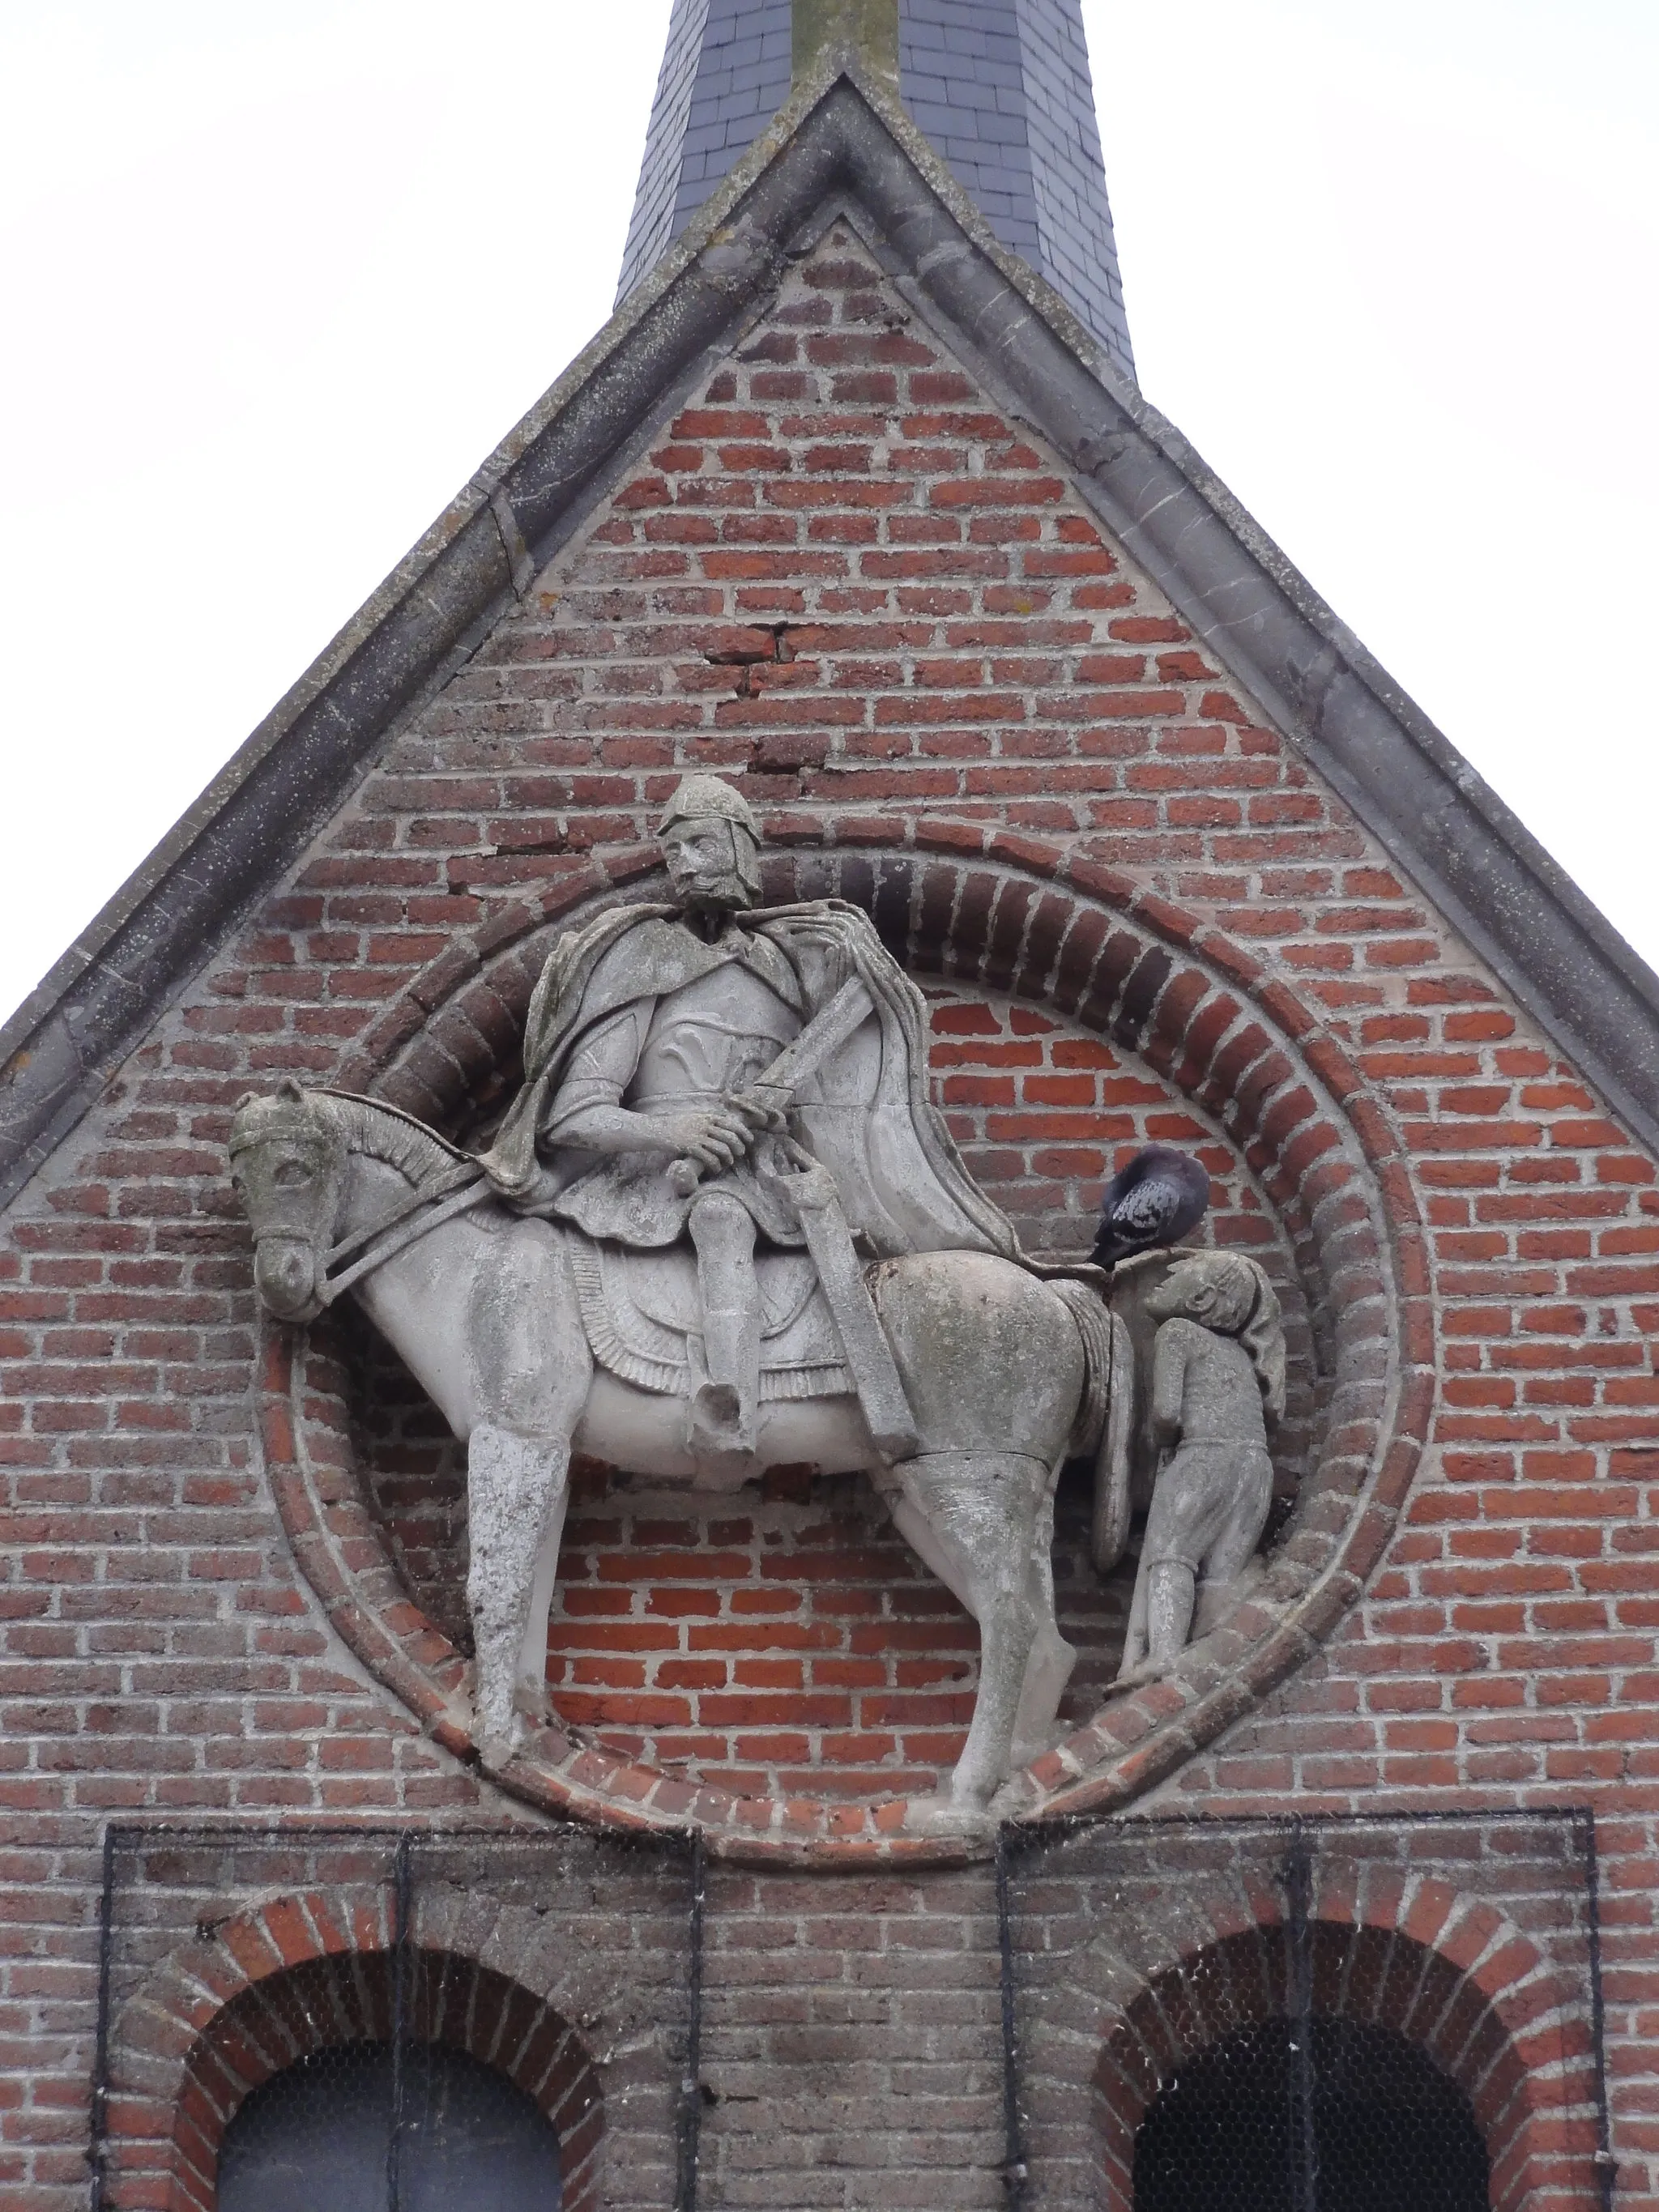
<box><xmin>3</xmin><ymin>219</ymin><xmax>1657</xmax><ymax>2204</ymax></box>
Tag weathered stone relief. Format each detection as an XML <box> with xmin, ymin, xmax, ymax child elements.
<box><xmin>224</xmin><ymin>837</ymin><xmax>1420</xmax><ymax>1857</ymax></box>
<box><xmin>231</xmin><ymin>777</ymin><xmax>1199</xmax><ymax>1826</ymax></box>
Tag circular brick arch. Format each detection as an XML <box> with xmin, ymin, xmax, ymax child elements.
<box><xmin>258</xmin><ymin>829</ymin><xmax>1434</xmax><ymax>1860</ymax></box>
<box><xmin>109</xmin><ymin>1889</ymin><xmax>604</xmax><ymax>2212</ymax></box>
<box><xmin>1092</xmin><ymin>1878</ymin><xmax>1590</xmax><ymax>2212</ymax></box>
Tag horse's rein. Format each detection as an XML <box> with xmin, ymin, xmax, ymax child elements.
<box><xmin>319</xmin><ymin>1161</ymin><xmax>493</xmax><ymax>1305</ymax></box>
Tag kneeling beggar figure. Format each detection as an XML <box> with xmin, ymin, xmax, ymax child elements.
<box><xmin>229</xmin><ymin>775</ymin><xmax>1286</xmax><ymax>1815</ymax></box>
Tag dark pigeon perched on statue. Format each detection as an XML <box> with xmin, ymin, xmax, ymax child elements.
<box><xmin>1090</xmin><ymin>1145</ymin><xmax>1211</xmax><ymax>1267</ymax></box>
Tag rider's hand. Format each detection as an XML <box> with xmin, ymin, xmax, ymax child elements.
<box><xmin>656</xmin><ymin>1105</ymin><xmax>757</xmax><ymax>1173</ymax></box>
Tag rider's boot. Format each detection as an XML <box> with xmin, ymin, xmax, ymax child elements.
<box><xmin>688</xmin><ymin>1193</ymin><xmax>761</xmax><ymax>1464</ymax></box>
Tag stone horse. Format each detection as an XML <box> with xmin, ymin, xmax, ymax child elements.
<box><xmin>229</xmin><ymin>1080</ymin><xmax>1128</xmax><ymax>1814</ymax></box>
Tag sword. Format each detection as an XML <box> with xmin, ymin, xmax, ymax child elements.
<box><xmin>773</xmin><ymin>1145</ymin><xmax>920</xmax><ymax>1463</ymax></box>
<box><xmin>665</xmin><ymin>974</ymin><xmax>874</xmax><ymax>1197</ymax></box>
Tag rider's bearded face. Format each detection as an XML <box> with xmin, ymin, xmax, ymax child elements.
<box><xmin>660</xmin><ymin>820</ymin><xmax>758</xmax><ymax>913</ymax></box>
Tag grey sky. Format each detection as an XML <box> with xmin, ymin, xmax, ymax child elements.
<box><xmin>2</xmin><ymin>1</ymin><xmax>1654</xmax><ymax>1029</ymax></box>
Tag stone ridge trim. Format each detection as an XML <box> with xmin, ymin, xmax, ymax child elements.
<box><xmin>258</xmin><ymin>851</ymin><xmax>1426</xmax><ymax>1860</ymax></box>
<box><xmin>3</xmin><ymin>72</ymin><xmax>1656</xmax><ymax>1219</ymax></box>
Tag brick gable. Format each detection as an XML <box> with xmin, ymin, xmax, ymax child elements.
<box><xmin>4</xmin><ymin>221</ymin><xmax>1657</xmax><ymax>2204</ymax></box>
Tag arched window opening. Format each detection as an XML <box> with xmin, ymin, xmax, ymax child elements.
<box><xmin>1133</xmin><ymin>2015</ymin><xmax>1489</xmax><ymax>2212</ymax></box>
<box><xmin>217</xmin><ymin>2040</ymin><xmax>561</xmax><ymax>2212</ymax></box>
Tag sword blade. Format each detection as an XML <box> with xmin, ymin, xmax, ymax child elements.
<box><xmin>749</xmin><ymin>974</ymin><xmax>875</xmax><ymax>1104</ymax></box>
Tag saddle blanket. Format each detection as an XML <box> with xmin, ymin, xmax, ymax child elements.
<box><xmin>567</xmin><ymin>1236</ymin><xmax>853</xmax><ymax>1402</ymax></box>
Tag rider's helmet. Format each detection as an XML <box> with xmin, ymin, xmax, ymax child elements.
<box><xmin>656</xmin><ymin>774</ymin><xmax>763</xmax><ymax>904</ymax></box>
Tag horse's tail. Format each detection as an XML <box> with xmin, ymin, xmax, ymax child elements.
<box><xmin>1051</xmin><ymin>1281</ymin><xmax>1136</xmax><ymax>1575</ymax></box>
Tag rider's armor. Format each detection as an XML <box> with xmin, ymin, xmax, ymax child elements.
<box><xmin>544</xmin><ymin>952</ymin><xmax>805</xmax><ymax>1250</ymax></box>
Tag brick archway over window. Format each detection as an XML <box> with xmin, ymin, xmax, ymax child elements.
<box><xmin>1094</xmin><ymin>1881</ymin><xmax>1593</xmax><ymax>2212</ymax></box>
<box><xmin>258</xmin><ymin>829</ymin><xmax>1435</xmax><ymax>1860</ymax></box>
<box><xmin>110</xmin><ymin>1891</ymin><xmax>603</xmax><ymax>2212</ymax></box>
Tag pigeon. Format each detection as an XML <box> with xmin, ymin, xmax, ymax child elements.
<box><xmin>1090</xmin><ymin>1144</ymin><xmax>1211</xmax><ymax>1267</ymax></box>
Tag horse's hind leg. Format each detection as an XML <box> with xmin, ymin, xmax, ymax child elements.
<box><xmin>1009</xmin><ymin>1492</ymin><xmax>1075</xmax><ymax>1768</ymax></box>
<box><xmin>906</xmin><ymin>1470</ymin><xmax>1075</xmax><ymax>1769</ymax></box>
<box><xmin>465</xmin><ymin>1221</ymin><xmax>591</xmax><ymax>1766</ymax></box>
<box><xmin>885</xmin><ymin>1450</ymin><xmax>1056</xmax><ymax>1810</ymax></box>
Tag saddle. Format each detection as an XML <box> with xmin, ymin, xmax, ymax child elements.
<box><xmin>567</xmin><ymin>1235</ymin><xmax>852</xmax><ymax>1402</ymax></box>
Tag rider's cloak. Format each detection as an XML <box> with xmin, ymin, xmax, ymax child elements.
<box><xmin>476</xmin><ymin>899</ymin><xmax>1023</xmax><ymax>1264</ymax></box>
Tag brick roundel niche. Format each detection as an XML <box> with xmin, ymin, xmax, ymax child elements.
<box><xmin>257</xmin><ymin>835</ymin><xmax>1431</xmax><ymax>1859</ymax></box>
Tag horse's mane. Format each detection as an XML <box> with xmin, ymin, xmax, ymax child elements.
<box><xmin>318</xmin><ymin>1089</ymin><xmax>468</xmax><ymax>1187</ymax></box>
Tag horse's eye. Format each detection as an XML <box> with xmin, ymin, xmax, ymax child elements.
<box><xmin>274</xmin><ymin>1160</ymin><xmax>312</xmax><ymax>1187</ymax></box>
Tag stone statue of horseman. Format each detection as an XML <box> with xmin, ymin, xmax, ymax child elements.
<box><xmin>229</xmin><ymin>773</ymin><xmax>1137</xmax><ymax>1818</ymax></box>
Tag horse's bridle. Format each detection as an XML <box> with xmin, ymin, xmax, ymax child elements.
<box><xmin>254</xmin><ymin>1086</ymin><xmax>497</xmax><ymax>1310</ymax></box>
<box><xmin>318</xmin><ymin>1158</ymin><xmax>493</xmax><ymax>1305</ymax></box>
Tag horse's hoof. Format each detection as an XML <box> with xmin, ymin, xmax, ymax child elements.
<box><xmin>902</xmin><ymin>1790</ymin><xmax>998</xmax><ymax>1839</ymax></box>
<box><xmin>475</xmin><ymin>1714</ymin><xmax>527</xmax><ymax>1772</ymax></box>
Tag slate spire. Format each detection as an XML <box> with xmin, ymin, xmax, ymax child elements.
<box><xmin>616</xmin><ymin>0</ymin><xmax>1136</xmax><ymax>384</ymax></box>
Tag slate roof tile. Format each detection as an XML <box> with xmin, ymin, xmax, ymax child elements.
<box><xmin>617</xmin><ymin>0</ymin><xmax>1137</xmax><ymax>384</ymax></box>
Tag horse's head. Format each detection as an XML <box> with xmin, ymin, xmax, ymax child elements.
<box><xmin>228</xmin><ymin>1080</ymin><xmax>347</xmax><ymax>1323</ymax></box>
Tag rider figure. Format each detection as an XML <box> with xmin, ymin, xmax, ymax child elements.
<box><xmin>526</xmin><ymin>780</ymin><xmax>799</xmax><ymax>1458</ymax></box>
<box><xmin>478</xmin><ymin>776</ymin><xmax>1021</xmax><ymax>1467</ymax></box>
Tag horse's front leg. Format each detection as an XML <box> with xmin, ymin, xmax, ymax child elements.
<box><xmin>465</xmin><ymin>1220</ymin><xmax>591</xmax><ymax>1767</ymax></box>
<box><xmin>884</xmin><ymin>1450</ymin><xmax>1057</xmax><ymax>1815</ymax></box>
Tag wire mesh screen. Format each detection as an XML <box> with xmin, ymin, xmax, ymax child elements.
<box><xmin>1132</xmin><ymin>2014</ymin><xmax>1488</xmax><ymax>2212</ymax></box>
<box><xmin>92</xmin><ymin>1826</ymin><xmax>701</xmax><ymax>2212</ymax></box>
<box><xmin>217</xmin><ymin>2039</ymin><xmax>563</xmax><ymax>2212</ymax></box>
<box><xmin>999</xmin><ymin>1810</ymin><xmax>1611</xmax><ymax>2212</ymax></box>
